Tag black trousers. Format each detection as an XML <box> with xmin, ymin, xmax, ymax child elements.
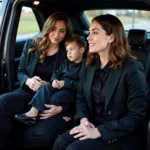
<box><xmin>0</xmin><ymin>87</ymin><xmax>73</xmax><ymax>149</ymax></box>
<box><xmin>15</xmin><ymin>113</ymin><xmax>73</xmax><ymax>149</ymax></box>
<box><xmin>13</xmin><ymin>85</ymin><xmax>74</xmax><ymax>149</ymax></box>
<box><xmin>29</xmin><ymin>84</ymin><xmax>74</xmax><ymax>112</ymax></box>
<box><xmin>0</xmin><ymin>88</ymin><xmax>35</xmax><ymax>148</ymax></box>
<box><xmin>52</xmin><ymin>130</ymin><xmax>122</xmax><ymax>150</ymax></box>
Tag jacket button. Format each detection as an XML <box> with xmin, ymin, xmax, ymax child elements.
<box><xmin>108</xmin><ymin>111</ymin><xmax>112</xmax><ymax>115</ymax></box>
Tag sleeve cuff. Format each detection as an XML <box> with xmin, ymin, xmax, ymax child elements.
<box><xmin>20</xmin><ymin>75</ymin><xmax>29</xmax><ymax>87</ymax></box>
<box><xmin>97</xmin><ymin>124</ymin><xmax>119</xmax><ymax>144</ymax></box>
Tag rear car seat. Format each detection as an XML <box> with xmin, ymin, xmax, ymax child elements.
<box><xmin>128</xmin><ymin>29</ymin><xmax>148</xmax><ymax>70</ymax></box>
<box><xmin>128</xmin><ymin>29</ymin><xmax>150</xmax><ymax>150</ymax></box>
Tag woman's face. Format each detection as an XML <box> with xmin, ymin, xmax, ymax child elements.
<box><xmin>87</xmin><ymin>20</ymin><xmax>113</xmax><ymax>54</ymax></box>
<box><xmin>48</xmin><ymin>20</ymin><xmax>67</xmax><ymax>45</ymax></box>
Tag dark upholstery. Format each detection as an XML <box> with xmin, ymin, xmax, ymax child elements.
<box><xmin>128</xmin><ymin>29</ymin><xmax>150</xmax><ymax>150</ymax></box>
<box><xmin>128</xmin><ymin>29</ymin><xmax>148</xmax><ymax>70</ymax></box>
<box><xmin>128</xmin><ymin>29</ymin><xmax>147</xmax><ymax>47</ymax></box>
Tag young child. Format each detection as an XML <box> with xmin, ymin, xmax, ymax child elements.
<box><xmin>14</xmin><ymin>35</ymin><xmax>86</xmax><ymax>126</ymax></box>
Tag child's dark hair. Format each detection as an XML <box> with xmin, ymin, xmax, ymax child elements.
<box><xmin>65</xmin><ymin>34</ymin><xmax>86</xmax><ymax>49</ymax></box>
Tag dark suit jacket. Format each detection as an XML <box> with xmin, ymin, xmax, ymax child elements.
<box><xmin>17</xmin><ymin>39</ymin><xmax>66</xmax><ymax>88</ymax></box>
<box><xmin>75</xmin><ymin>58</ymin><xmax>148</xmax><ymax>150</ymax></box>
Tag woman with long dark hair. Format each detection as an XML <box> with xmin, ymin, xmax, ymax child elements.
<box><xmin>0</xmin><ymin>11</ymin><xmax>72</xmax><ymax>149</ymax></box>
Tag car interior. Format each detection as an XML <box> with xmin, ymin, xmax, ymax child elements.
<box><xmin>1</xmin><ymin>0</ymin><xmax>150</xmax><ymax>149</ymax></box>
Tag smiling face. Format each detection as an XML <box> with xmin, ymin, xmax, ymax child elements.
<box><xmin>87</xmin><ymin>20</ymin><xmax>114</xmax><ymax>55</ymax></box>
<box><xmin>66</xmin><ymin>41</ymin><xmax>84</xmax><ymax>63</ymax></box>
<box><xmin>48</xmin><ymin>20</ymin><xmax>67</xmax><ymax>45</ymax></box>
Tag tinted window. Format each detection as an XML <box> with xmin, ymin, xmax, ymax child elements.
<box><xmin>84</xmin><ymin>10</ymin><xmax>150</xmax><ymax>31</ymax></box>
<box><xmin>16</xmin><ymin>6</ymin><xmax>40</xmax><ymax>40</ymax></box>
<box><xmin>0</xmin><ymin>1</ymin><xmax>4</xmax><ymax>26</ymax></box>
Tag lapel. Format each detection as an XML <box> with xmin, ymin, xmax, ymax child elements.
<box><xmin>105</xmin><ymin>64</ymin><xmax>125</xmax><ymax>110</ymax></box>
<box><xmin>30</xmin><ymin>52</ymin><xmax>39</xmax><ymax>76</ymax></box>
<box><xmin>84</xmin><ymin>60</ymin><xmax>99</xmax><ymax>112</ymax></box>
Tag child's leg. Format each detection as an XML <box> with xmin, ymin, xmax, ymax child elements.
<box><xmin>50</xmin><ymin>90</ymin><xmax>75</xmax><ymax>114</ymax></box>
<box><xmin>28</xmin><ymin>84</ymin><xmax>58</xmax><ymax>113</ymax></box>
<box><xmin>25</xmin><ymin>106</ymin><xmax>39</xmax><ymax>117</ymax></box>
<box><xmin>14</xmin><ymin>84</ymin><xmax>58</xmax><ymax>126</ymax></box>
<box><xmin>51</xmin><ymin>90</ymin><xmax>75</xmax><ymax>105</ymax></box>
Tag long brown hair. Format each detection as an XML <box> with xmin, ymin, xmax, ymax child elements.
<box><xmin>29</xmin><ymin>12</ymin><xmax>72</xmax><ymax>63</ymax></box>
<box><xmin>86</xmin><ymin>14</ymin><xmax>136</xmax><ymax>68</ymax></box>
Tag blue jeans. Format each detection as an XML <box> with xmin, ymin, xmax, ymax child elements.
<box><xmin>29</xmin><ymin>84</ymin><xmax>75</xmax><ymax>114</ymax></box>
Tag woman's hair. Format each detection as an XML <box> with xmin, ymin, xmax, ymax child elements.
<box><xmin>29</xmin><ymin>12</ymin><xmax>72</xmax><ymax>63</ymax></box>
<box><xmin>86</xmin><ymin>14</ymin><xmax>136</xmax><ymax>68</ymax></box>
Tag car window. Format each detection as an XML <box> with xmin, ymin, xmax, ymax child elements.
<box><xmin>0</xmin><ymin>0</ymin><xmax>4</xmax><ymax>26</ymax></box>
<box><xmin>16</xmin><ymin>6</ymin><xmax>40</xmax><ymax>40</ymax></box>
<box><xmin>84</xmin><ymin>9</ymin><xmax>150</xmax><ymax>31</ymax></box>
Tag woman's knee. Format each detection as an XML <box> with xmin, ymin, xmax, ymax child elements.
<box><xmin>21</xmin><ymin>128</ymin><xmax>54</xmax><ymax>148</ymax></box>
<box><xmin>0</xmin><ymin>92</ymin><xmax>22</xmax><ymax>115</ymax></box>
<box><xmin>66</xmin><ymin>141</ymin><xmax>86</xmax><ymax>150</ymax></box>
<box><xmin>66</xmin><ymin>143</ymin><xmax>78</xmax><ymax>150</ymax></box>
<box><xmin>53</xmin><ymin>135</ymin><xmax>66</xmax><ymax>150</ymax></box>
<box><xmin>53</xmin><ymin>137</ymin><xmax>78</xmax><ymax>150</ymax></box>
<box><xmin>0</xmin><ymin>93</ymin><xmax>11</xmax><ymax>112</ymax></box>
<box><xmin>53</xmin><ymin>131</ymin><xmax>74</xmax><ymax>150</ymax></box>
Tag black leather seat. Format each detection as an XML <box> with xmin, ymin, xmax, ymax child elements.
<box><xmin>128</xmin><ymin>29</ymin><xmax>150</xmax><ymax>150</ymax></box>
<box><xmin>128</xmin><ymin>29</ymin><xmax>148</xmax><ymax>70</ymax></box>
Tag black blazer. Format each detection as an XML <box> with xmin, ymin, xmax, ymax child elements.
<box><xmin>17</xmin><ymin>39</ymin><xmax>66</xmax><ymax>88</ymax></box>
<box><xmin>75</xmin><ymin>58</ymin><xmax>148</xmax><ymax>150</ymax></box>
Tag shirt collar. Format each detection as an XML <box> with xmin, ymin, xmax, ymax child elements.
<box><xmin>97</xmin><ymin>59</ymin><xmax>111</xmax><ymax>74</ymax></box>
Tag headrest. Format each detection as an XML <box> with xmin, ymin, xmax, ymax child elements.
<box><xmin>128</xmin><ymin>29</ymin><xmax>147</xmax><ymax>47</ymax></box>
<box><xmin>73</xmin><ymin>29</ymin><xmax>89</xmax><ymax>38</ymax></box>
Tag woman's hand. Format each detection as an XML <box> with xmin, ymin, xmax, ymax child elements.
<box><xmin>80</xmin><ymin>118</ymin><xmax>95</xmax><ymax>128</ymax></box>
<box><xmin>70</xmin><ymin>125</ymin><xmax>101</xmax><ymax>140</ymax></box>
<box><xmin>39</xmin><ymin>104</ymin><xmax>63</xmax><ymax>119</ymax></box>
<box><xmin>70</xmin><ymin>120</ymin><xmax>101</xmax><ymax>140</ymax></box>
<box><xmin>69</xmin><ymin>118</ymin><xmax>95</xmax><ymax>136</ymax></box>
<box><xmin>72</xmin><ymin>125</ymin><xmax>101</xmax><ymax>140</ymax></box>
<box><xmin>26</xmin><ymin>76</ymin><xmax>43</xmax><ymax>91</ymax></box>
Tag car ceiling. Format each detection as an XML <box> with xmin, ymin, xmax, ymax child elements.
<box><xmin>20</xmin><ymin>0</ymin><xmax>150</xmax><ymax>12</ymax></box>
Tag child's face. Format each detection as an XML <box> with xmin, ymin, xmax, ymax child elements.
<box><xmin>66</xmin><ymin>41</ymin><xmax>84</xmax><ymax>63</ymax></box>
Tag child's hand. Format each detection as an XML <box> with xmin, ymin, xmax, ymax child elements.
<box><xmin>58</xmin><ymin>80</ymin><xmax>64</xmax><ymax>89</ymax></box>
<box><xmin>52</xmin><ymin>80</ymin><xmax>60</xmax><ymax>89</ymax></box>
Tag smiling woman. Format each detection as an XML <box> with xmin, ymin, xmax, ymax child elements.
<box><xmin>52</xmin><ymin>14</ymin><xmax>148</xmax><ymax>150</ymax></box>
<box><xmin>0</xmin><ymin>11</ymin><xmax>73</xmax><ymax>149</ymax></box>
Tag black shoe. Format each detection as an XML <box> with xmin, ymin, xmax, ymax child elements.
<box><xmin>14</xmin><ymin>114</ymin><xmax>37</xmax><ymax>127</ymax></box>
